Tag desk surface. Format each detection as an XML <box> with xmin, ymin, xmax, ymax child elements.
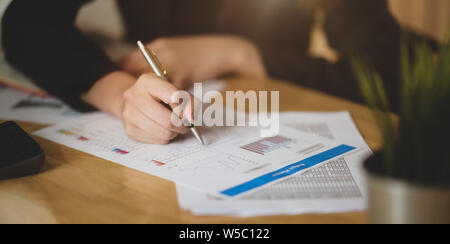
<box><xmin>0</xmin><ymin>78</ymin><xmax>381</xmax><ymax>224</ymax></box>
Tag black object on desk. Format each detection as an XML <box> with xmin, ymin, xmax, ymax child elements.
<box><xmin>0</xmin><ymin>121</ymin><xmax>45</xmax><ymax>180</ymax></box>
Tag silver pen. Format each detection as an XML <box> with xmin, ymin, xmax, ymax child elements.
<box><xmin>137</xmin><ymin>41</ymin><xmax>205</xmax><ymax>145</ymax></box>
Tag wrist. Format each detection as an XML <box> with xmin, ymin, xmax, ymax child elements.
<box><xmin>82</xmin><ymin>71</ymin><xmax>136</xmax><ymax>117</ymax></box>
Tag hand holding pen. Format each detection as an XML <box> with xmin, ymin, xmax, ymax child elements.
<box><xmin>117</xmin><ymin>44</ymin><xmax>204</xmax><ymax>145</ymax></box>
<box><xmin>134</xmin><ymin>41</ymin><xmax>204</xmax><ymax>145</ymax></box>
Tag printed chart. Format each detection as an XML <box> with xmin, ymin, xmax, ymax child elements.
<box><xmin>242</xmin><ymin>157</ymin><xmax>362</xmax><ymax>200</ymax></box>
<box><xmin>35</xmin><ymin>113</ymin><xmax>358</xmax><ymax>197</ymax></box>
<box><xmin>240</xmin><ymin>136</ymin><xmax>294</xmax><ymax>155</ymax></box>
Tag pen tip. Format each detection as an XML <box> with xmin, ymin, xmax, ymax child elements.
<box><xmin>190</xmin><ymin>127</ymin><xmax>205</xmax><ymax>146</ymax></box>
<box><xmin>198</xmin><ymin>135</ymin><xmax>206</xmax><ymax>146</ymax></box>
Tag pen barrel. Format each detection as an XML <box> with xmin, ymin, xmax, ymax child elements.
<box><xmin>136</xmin><ymin>41</ymin><xmax>204</xmax><ymax>145</ymax></box>
<box><xmin>137</xmin><ymin>41</ymin><xmax>168</xmax><ymax>80</ymax></box>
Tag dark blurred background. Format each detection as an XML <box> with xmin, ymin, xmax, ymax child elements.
<box><xmin>68</xmin><ymin>0</ymin><xmax>449</xmax><ymax>51</ymax></box>
<box><xmin>0</xmin><ymin>0</ymin><xmax>449</xmax><ymax>109</ymax></box>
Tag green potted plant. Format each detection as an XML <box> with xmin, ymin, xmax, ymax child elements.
<box><xmin>352</xmin><ymin>36</ymin><xmax>450</xmax><ymax>224</ymax></box>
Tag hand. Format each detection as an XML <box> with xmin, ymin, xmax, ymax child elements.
<box><xmin>82</xmin><ymin>71</ymin><xmax>195</xmax><ymax>144</ymax></box>
<box><xmin>119</xmin><ymin>35</ymin><xmax>267</xmax><ymax>89</ymax></box>
<box><xmin>121</xmin><ymin>73</ymin><xmax>193</xmax><ymax>144</ymax></box>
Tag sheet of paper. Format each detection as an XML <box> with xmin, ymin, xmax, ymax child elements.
<box><xmin>1</xmin><ymin>45</ymin><xmax>77</xmax><ymax>124</ymax></box>
<box><xmin>176</xmin><ymin>112</ymin><xmax>372</xmax><ymax>216</ymax></box>
<box><xmin>34</xmin><ymin>111</ymin><xmax>358</xmax><ymax>198</ymax></box>
<box><xmin>0</xmin><ymin>85</ymin><xmax>80</xmax><ymax>124</ymax></box>
<box><xmin>0</xmin><ymin>78</ymin><xmax>226</xmax><ymax>125</ymax></box>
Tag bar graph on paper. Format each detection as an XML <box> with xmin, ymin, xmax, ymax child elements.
<box><xmin>55</xmin><ymin>119</ymin><xmax>146</xmax><ymax>156</ymax></box>
<box><xmin>240</xmin><ymin>136</ymin><xmax>294</xmax><ymax>155</ymax></box>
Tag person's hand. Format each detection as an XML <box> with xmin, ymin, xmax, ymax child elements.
<box><xmin>82</xmin><ymin>71</ymin><xmax>196</xmax><ymax>145</ymax></box>
<box><xmin>121</xmin><ymin>73</ymin><xmax>194</xmax><ymax>144</ymax></box>
<box><xmin>119</xmin><ymin>35</ymin><xmax>267</xmax><ymax>89</ymax></box>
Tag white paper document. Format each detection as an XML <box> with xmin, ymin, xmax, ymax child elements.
<box><xmin>34</xmin><ymin>112</ymin><xmax>358</xmax><ymax>198</ymax></box>
<box><xmin>0</xmin><ymin>85</ymin><xmax>80</xmax><ymax>124</ymax></box>
<box><xmin>0</xmin><ymin>80</ymin><xmax>226</xmax><ymax>125</ymax></box>
<box><xmin>176</xmin><ymin>112</ymin><xmax>372</xmax><ymax>216</ymax></box>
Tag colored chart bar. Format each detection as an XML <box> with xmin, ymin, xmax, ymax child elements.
<box><xmin>78</xmin><ymin>136</ymin><xmax>89</xmax><ymax>141</ymax></box>
<box><xmin>240</xmin><ymin>135</ymin><xmax>293</xmax><ymax>155</ymax></box>
<box><xmin>113</xmin><ymin>148</ymin><xmax>129</xmax><ymax>155</ymax></box>
<box><xmin>152</xmin><ymin>160</ymin><xmax>166</xmax><ymax>166</ymax></box>
<box><xmin>58</xmin><ymin>129</ymin><xmax>74</xmax><ymax>136</ymax></box>
<box><xmin>221</xmin><ymin>144</ymin><xmax>356</xmax><ymax>197</ymax></box>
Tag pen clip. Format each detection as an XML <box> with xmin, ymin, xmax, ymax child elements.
<box><xmin>148</xmin><ymin>48</ymin><xmax>168</xmax><ymax>76</ymax></box>
<box><xmin>137</xmin><ymin>40</ymin><xmax>168</xmax><ymax>79</ymax></box>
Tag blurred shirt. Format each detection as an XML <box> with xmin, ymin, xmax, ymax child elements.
<box><xmin>2</xmin><ymin>0</ymin><xmax>401</xmax><ymax>111</ymax></box>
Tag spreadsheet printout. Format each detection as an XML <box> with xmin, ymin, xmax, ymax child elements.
<box><xmin>0</xmin><ymin>86</ymin><xmax>80</xmax><ymax>124</ymax></box>
<box><xmin>34</xmin><ymin>112</ymin><xmax>357</xmax><ymax>198</ymax></box>
<box><xmin>176</xmin><ymin>112</ymin><xmax>371</xmax><ymax>216</ymax></box>
<box><xmin>0</xmin><ymin>81</ymin><xmax>225</xmax><ymax>125</ymax></box>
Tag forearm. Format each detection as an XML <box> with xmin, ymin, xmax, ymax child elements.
<box><xmin>119</xmin><ymin>35</ymin><xmax>267</xmax><ymax>84</ymax></box>
<box><xmin>2</xmin><ymin>0</ymin><xmax>119</xmax><ymax>111</ymax></box>
<box><xmin>82</xmin><ymin>71</ymin><xmax>136</xmax><ymax>118</ymax></box>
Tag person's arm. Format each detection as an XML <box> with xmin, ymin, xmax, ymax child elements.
<box><xmin>1</xmin><ymin>0</ymin><xmax>119</xmax><ymax>112</ymax></box>
<box><xmin>2</xmin><ymin>0</ymin><xmax>193</xmax><ymax>144</ymax></box>
<box><xmin>119</xmin><ymin>35</ymin><xmax>267</xmax><ymax>89</ymax></box>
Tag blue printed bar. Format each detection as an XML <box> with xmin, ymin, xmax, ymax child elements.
<box><xmin>220</xmin><ymin>144</ymin><xmax>356</xmax><ymax>197</ymax></box>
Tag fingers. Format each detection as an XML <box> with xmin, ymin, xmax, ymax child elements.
<box><xmin>122</xmin><ymin>103</ymin><xmax>179</xmax><ymax>144</ymax></box>
<box><xmin>125</xmin><ymin>90</ymin><xmax>190</xmax><ymax>135</ymax></box>
<box><xmin>122</xmin><ymin>73</ymin><xmax>195</xmax><ymax>144</ymax></box>
<box><xmin>124</xmin><ymin>123</ymin><xmax>173</xmax><ymax>144</ymax></box>
<box><xmin>182</xmin><ymin>93</ymin><xmax>197</xmax><ymax>125</ymax></box>
<box><xmin>136</xmin><ymin>73</ymin><xmax>180</xmax><ymax>105</ymax></box>
<box><xmin>139</xmin><ymin>73</ymin><xmax>194</xmax><ymax>123</ymax></box>
<box><xmin>124</xmin><ymin>74</ymin><xmax>190</xmax><ymax>134</ymax></box>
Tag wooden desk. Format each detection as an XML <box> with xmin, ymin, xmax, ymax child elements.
<box><xmin>0</xmin><ymin>78</ymin><xmax>380</xmax><ymax>224</ymax></box>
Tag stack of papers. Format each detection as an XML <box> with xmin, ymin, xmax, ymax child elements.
<box><xmin>177</xmin><ymin>112</ymin><xmax>372</xmax><ymax>216</ymax></box>
<box><xmin>0</xmin><ymin>85</ymin><xmax>80</xmax><ymax>124</ymax></box>
<box><xmin>34</xmin><ymin>112</ymin><xmax>362</xmax><ymax>199</ymax></box>
<box><xmin>0</xmin><ymin>79</ymin><xmax>372</xmax><ymax>217</ymax></box>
